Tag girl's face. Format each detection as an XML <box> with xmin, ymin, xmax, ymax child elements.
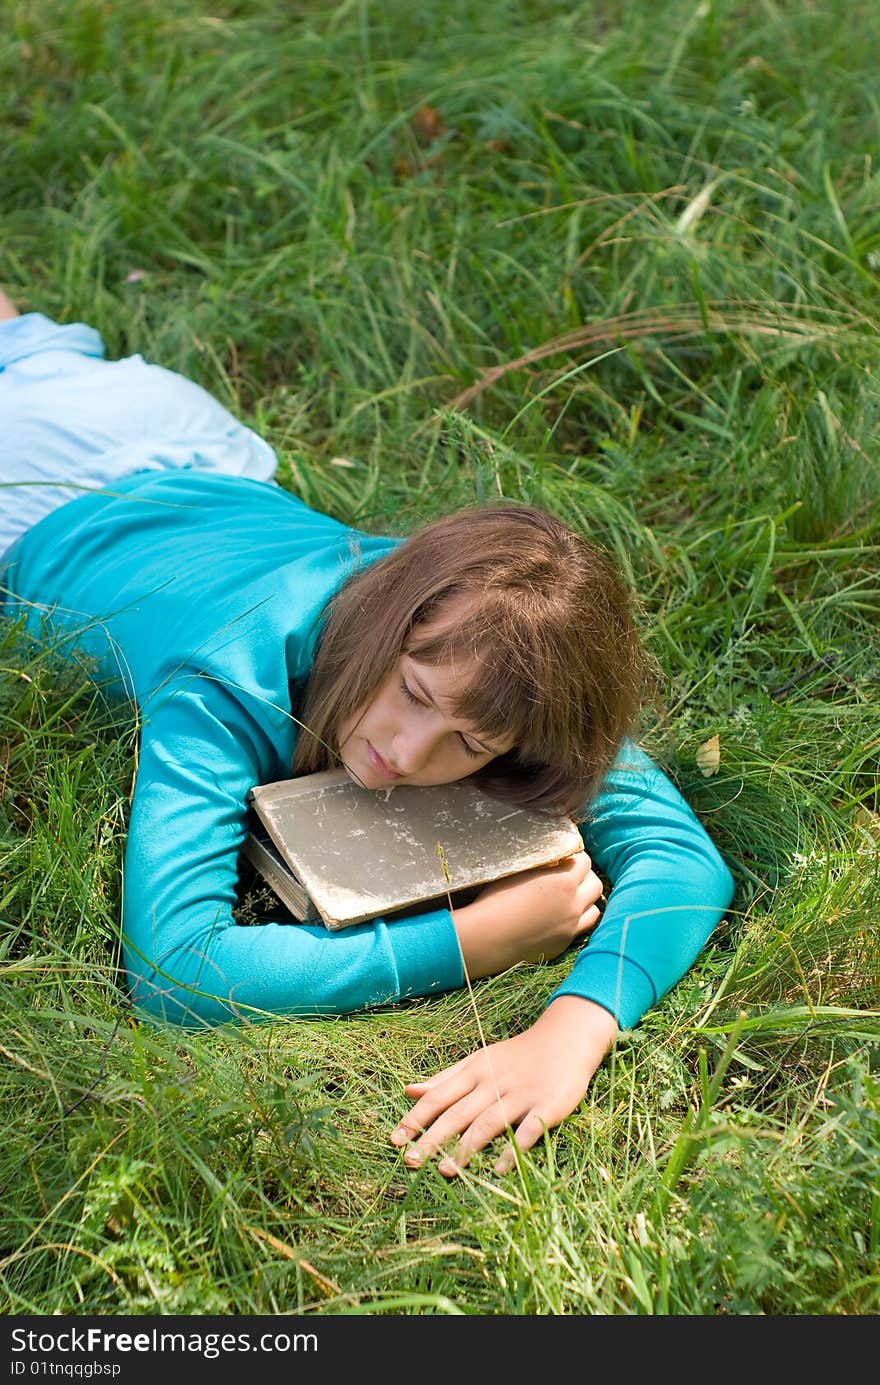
<box><xmin>338</xmin><ymin>611</ymin><xmax>514</xmax><ymax>790</ymax></box>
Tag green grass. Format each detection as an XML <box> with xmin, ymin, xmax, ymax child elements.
<box><xmin>1</xmin><ymin>0</ymin><xmax>878</xmax><ymax>1315</ymax></box>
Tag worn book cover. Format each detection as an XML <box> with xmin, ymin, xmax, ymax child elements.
<box><xmin>243</xmin><ymin>768</ymin><xmax>583</xmax><ymax>930</ymax></box>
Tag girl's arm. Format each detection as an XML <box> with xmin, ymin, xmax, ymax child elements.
<box><xmin>391</xmin><ymin>739</ymin><xmax>734</xmax><ymax>1174</ymax></box>
<box><xmin>549</xmin><ymin>739</ymin><xmax>735</xmax><ymax>1027</ymax></box>
<box><xmin>122</xmin><ymin>685</ymin><xmax>467</xmax><ymax>1027</ymax></box>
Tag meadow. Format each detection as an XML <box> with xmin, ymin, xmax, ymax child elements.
<box><xmin>1</xmin><ymin>0</ymin><xmax>878</xmax><ymax>1315</ymax></box>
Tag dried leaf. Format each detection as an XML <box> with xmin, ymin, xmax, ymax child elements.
<box><xmin>411</xmin><ymin>104</ymin><xmax>446</xmax><ymax>144</ymax></box>
<box><xmin>696</xmin><ymin>734</ymin><xmax>721</xmax><ymax>777</ymax></box>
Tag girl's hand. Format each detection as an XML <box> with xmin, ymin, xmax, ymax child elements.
<box><xmin>452</xmin><ymin>850</ymin><xmax>604</xmax><ymax>980</ymax></box>
<box><xmin>389</xmin><ymin>995</ymin><xmax>617</xmax><ymax>1176</ymax></box>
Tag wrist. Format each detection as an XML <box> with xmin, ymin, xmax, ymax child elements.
<box><xmin>538</xmin><ymin>994</ymin><xmax>618</xmax><ymax>1066</ymax></box>
<box><xmin>451</xmin><ymin>894</ymin><xmax>496</xmax><ymax>979</ymax></box>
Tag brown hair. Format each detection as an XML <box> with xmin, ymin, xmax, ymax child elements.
<box><xmin>292</xmin><ymin>503</ymin><xmax>648</xmax><ymax>818</ymax></box>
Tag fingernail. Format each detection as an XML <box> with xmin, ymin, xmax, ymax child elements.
<box><xmin>390</xmin><ymin>1127</ymin><xmax>410</xmax><ymax>1144</ymax></box>
<box><xmin>438</xmin><ymin>1158</ymin><xmax>459</xmax><ymax>1176</ymax></box>
<box><xmin>403</xmin><ymin>1150</ymin><xmax>423</xmax><ymax>1167</ymax></box>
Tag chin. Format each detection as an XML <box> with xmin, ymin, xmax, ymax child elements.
<box><xmin>341</xmin><ymin>761</ymin><xmax>372</xmax><ymax>789</ymax></box>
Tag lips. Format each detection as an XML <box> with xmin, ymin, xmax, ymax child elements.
<box><xmin>366</xmin><ymin>741</ymin><xmax>401</xmax><ymax>781</ymax></box>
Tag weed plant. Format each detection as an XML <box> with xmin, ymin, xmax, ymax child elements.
<box><xmin>1</xmin><ymin>0</ymin><xmax>878</xmax><ymax>1315</ymax></box>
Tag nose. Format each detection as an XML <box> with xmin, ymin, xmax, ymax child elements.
<box><xmin>391</xmin><ymin>720</ymin><xmax>442</xmax><ymax>775</ymax></box>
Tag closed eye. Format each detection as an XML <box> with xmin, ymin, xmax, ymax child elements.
<box><xmin>402</xmin><ymin>677</ymin><xmax>488</xmax><ymax>759</ymax></box>
<box><xmin>400</xmin><ymin>676</ymin><xmax>423</xmax><ymax>705</ymax></box>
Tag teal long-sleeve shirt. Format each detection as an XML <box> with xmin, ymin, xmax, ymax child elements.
<box><xmin>2</xmin><ymin>470</ymin><xmax>734</xmax><ymax>1030</ymax></box>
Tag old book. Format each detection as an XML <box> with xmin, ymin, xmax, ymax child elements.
<box><xmin>242</xmin><ymin>768</ymin><xmax>583</xmax><ymax>930</ymax></box>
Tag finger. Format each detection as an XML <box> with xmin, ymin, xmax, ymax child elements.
<box><xmin>579</xmin><ymin>869</ymin><xmax>604</xmax><ymax>905</ymax></box>
<box><xmin>564</xmin><ymin>851</ymin><xmax>592</xmax><ymax>882</ymax></box>
<box><xmin>494</xmin><ymin>1110</ymin><xmax>550</xmax><ymax>1175</ymax></box>
<box><xmin>401</xmin><ymin>1089</ymin><xmax>498</xmax><ymax>1167</ymax></box>
<box><xmin>577</xmin><ymin>904</ymin><xmax>601</xmax><ymax>935</ymax></box>
<box><xmin>401</xmin><ymin>1049</ymin><xmax>475</xmax><ymax>1095</ymax></box>
<box><xmin>543</xmin><ymin>850</ymin><xmax>588</xmax><ymax>887</ymax></box>
<box><xmin>436</xmin><ymin>1098</ymin><xmax>524</xmax><ymax>1175</ymax></box>
<box><xmin>389</xmin><ymin>1094</ymin><xmax>432</xmax><ymax>1145</ymax></box>
<box><xmin>390</xmin><ymin>1064</ymin><xmax>482</xmax><ymax>1145</ymax></box>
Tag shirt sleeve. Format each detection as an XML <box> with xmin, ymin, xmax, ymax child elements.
<box><xmin>122</xmin><ymin>680</ymin><xmax>465</xmax><ymax>1028</ymax></box>
<box><xmin>548</xmin><ymin>740</ymin><xmax>735</xmax><ymax>1031</ymax></box>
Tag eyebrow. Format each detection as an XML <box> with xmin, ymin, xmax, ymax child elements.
<box><xmin>407</xmin><ymin>668</ymin><xmax>500</xmax><ymax>755</ymax></box>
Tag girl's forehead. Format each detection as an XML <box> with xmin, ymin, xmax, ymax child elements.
<box><xmin>405</xmin><ymin>593</ymin><xmax>486</xmax><ymax>665</ymax></box>
<box><xmin>403</xmin><ymin>649</ymin><xmax>480</xmax><ymax>703</ymax></box>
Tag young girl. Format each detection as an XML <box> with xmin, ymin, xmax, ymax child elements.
<box><xmin>0</xmin><ymin>293</ymin><xmax>734</xmax><ymax>1178</ymax></box>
